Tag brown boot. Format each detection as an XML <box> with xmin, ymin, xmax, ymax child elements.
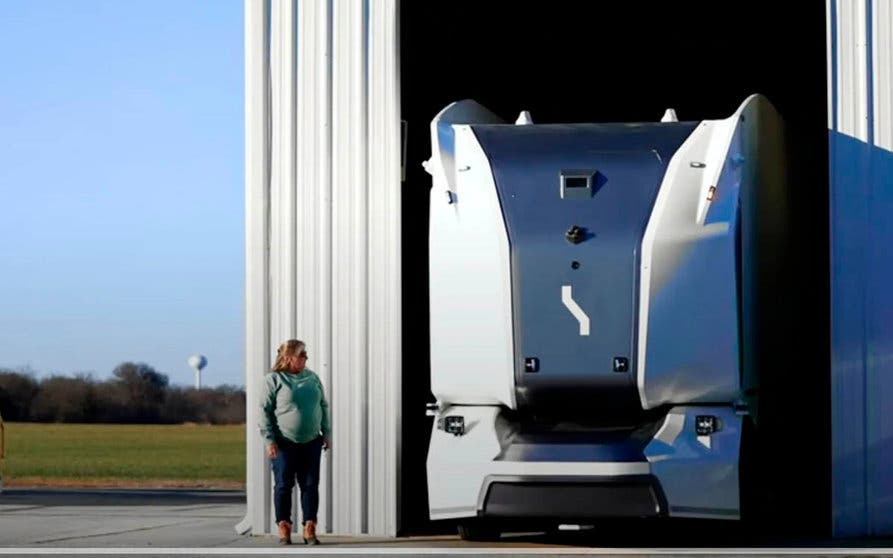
<box><xmin>277</xmin><ymin>520</ymin><xmax>292</xmax><ymax>545</ymax></box>
<box><xmin>302</xmin><ymin>520</ymin><xmax>319</xmax><ymax>545</ymax></box>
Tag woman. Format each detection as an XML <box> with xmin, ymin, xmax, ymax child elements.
<box><xmin>259</xmin><ymin>339</ymin><xmax>331</xmax><ymax>545</ymax></box>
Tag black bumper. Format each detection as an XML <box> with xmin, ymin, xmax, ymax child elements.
<box><xmin>480</xmin><ymin>475</ymin><xmax>666</xmax><ymax>520</ymax></box>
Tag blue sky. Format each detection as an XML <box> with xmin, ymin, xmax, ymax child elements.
<box><xmin>0</xmin><ymin>1</ymin><xmax>245</xmax><ymax>387</ymax></box>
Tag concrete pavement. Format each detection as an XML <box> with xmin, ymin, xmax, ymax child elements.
<box><xmin>0</xmin><ymin>488</ymin><xmax>549</xmax><ymax>549</ymax></box>
<box><xmin>3</xmin><ymin>488</ymin><xmax>893</xmax><ymax>555</ymax></box>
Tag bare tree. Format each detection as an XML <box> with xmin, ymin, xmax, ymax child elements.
<box><xmin>112</xmin><ymin>362</ymin><xmax>169</xmax><ymax>422</ymax></box>
<box><xmin>0</xmin><ymin>369</ymin><xmax>39</xmax><ymax>421</ymax></box>
<box><xmin>31</xmin><ymin>374</ymin><xmax>96</xmax><ymax>422</ymax></box>
<box><xmin>0</xmin><ymin>364</ymin><xmax>245</xmax><ymax>424</ymax></box>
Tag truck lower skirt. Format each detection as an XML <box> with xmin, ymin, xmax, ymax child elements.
<box><xmin>480</xmin><ymin>475</ymin><xmax>664</xmax><ymax>519</ymax></box>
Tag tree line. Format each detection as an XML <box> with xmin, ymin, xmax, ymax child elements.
<box><xmin>0</xmin><ymin>362</ymin><xmax>245</xmax><ymax>424</ymax></box>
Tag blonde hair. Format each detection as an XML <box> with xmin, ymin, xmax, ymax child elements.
<box><xmin>273</xmin><ymin>339</ymin><xmax>305</xmax><ymax>372</ymax></box>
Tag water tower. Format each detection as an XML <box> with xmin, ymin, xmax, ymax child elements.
<box><xmin>187</xmin><ymin>354</ymin><xmax>208</xmax><ymax>390</ymax></box>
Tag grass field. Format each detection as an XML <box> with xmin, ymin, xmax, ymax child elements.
<box><xmin>1</xmin><ymin>423</ymin><xmax>246</xmax><ymax>488</ymax></box>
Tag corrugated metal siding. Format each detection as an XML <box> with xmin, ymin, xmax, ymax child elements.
<box><xmin>830</xmin><ymin>0</ymin><xmax>893</xmax><ymax>537</ymax></box>
<box><xmin>331</xmin><ymin>0</ymin><xmax>368</xmax><ymax>534</ymax></box>
<box><xmin>236</xmin><ymin>0</ymin><xmax>270</xmax><ymax>538</ymax></box>
<box><xmin>294</xmin><ymin>0</ymin><xmax>334</xmax><ymax>531</ymax></box>
<box><xmin>366</xmin><ymin>0</ymin><xmax>402</xmax><ymax>535</ymax></box>
<box><xmin>268</xmin><ymin>0</ymin><xmax>300</xmax><ymax>529</ymax></box>
<box><xmin>836</xmin><ymin>0</ymin><xmax>869</xmax><ymax>140</ymax></box>
<box><xmin>829</xmin><ymin>0</ymin><xmax>835</xmax><ymax>130</ymax></box>
<box><xmin>863</xmin><ymin>144</ymin><xmax>893</xmax><ymax>535</ymax></box>
<box><xmin>875</xmin><ymin>0</ymin><xmax>893</xmax><ymax>150</ymax></box>
<box><xmin>242</xmin><ymin>0</ymin><xmax>401</xmax><ymax>537</ymax></box>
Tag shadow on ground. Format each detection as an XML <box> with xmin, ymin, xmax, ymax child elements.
<box><xmin>416</xmin><ymin>518</ymin><xmax>893</xmax><ymax>550</ymax></box>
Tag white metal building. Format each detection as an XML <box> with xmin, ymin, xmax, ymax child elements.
<box><xmin>238</xmin><ymin>0</ymin><xmax>401</xmax><ymax>537</ymax></box>
<box><xmin>241</xmin><ymin>0</ymin><xmax>893</xmax><ymax>539</ymax></box>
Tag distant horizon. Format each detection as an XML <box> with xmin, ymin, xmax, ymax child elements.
<box><xmin>0</xmin><ymin>362</ymin><xmax>245</xmax><ymax>389</ymax></box>
<box><xmin>0</xmin><ymin>1</ymin><xmax>246</xmax><ymax>388</ymax></box>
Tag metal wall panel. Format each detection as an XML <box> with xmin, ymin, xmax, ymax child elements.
<box><xmin>836</xmin><ymin>0</ymin><xmax>869</xmax><ymax>141</ymax></box>
<box><xmin>242</xmin><ymin>0</ymin><xmax>401</xmax><ymax>537</ymax></box>
<box><xmin>830</xmin><ymin>0</ymin><xmax>893</xmax><ymax>537</ymax></box>
<box><xmin>366</xmin><ymin>0</ymin><xmax>402</xmax><ymax>535</ymax></box>
<box><xmin>330</xmin><ymin>0</ymin><xmax>368</xmax><ymax>535</ymax></box>
<box><xmin>236</xmin><ymin>0</ymin><xmax>270</xmax><ymax>538</ymax></box>
<box><xmin>875</xmin><ymin>0</ymin><xmax>893</xmax><ymax>150</ymax></box>
<box><xmin>295</xmin><ymin>0</ymin><xmax>333</xmax><ymax>532</ymax></box>
<box><xmin>268</xmin><ymin>0</ymin><xmax>299</xmax><ymax>531</ymax></box>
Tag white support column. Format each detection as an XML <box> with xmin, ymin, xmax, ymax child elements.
<box><xmin>237</xmin><ymin>0</ymin><xmax>270</xmax><ymax>536</ymax></box>
<box><xmin>331</xmin><ymin>0</ymin><xmax>368</xmax><ymax>534</ymax></box>
<box><xmin>367</xmin><ymin>0</ymin><xmax>401</xmax><ymax>537</ymax></box>
<box><xmin>296</xmin><ymin>0</ymin><xmax>333</xmax><ymax>534</ymax></box>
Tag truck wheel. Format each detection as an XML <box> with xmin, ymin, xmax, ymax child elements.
<box><xmin>457</xmin><ymin>520</ymin><xmax>500</xmax><ymax>541</ymax></box>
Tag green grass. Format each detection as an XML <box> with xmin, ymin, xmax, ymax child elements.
<box><xmin>2</xmin><ymin>423</ymin><xmax>245</xmax><ymax>487</ymax></box>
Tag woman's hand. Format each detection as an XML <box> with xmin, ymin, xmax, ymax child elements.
<box><xmin>322</xmin><ymin>436</ymin><xmax>331</xmax><ymax>451</ymax></box>
<box><xmin>266</xmin><ymin>443</ymin><xmax>278</xmax><ymax>458</ymax></box>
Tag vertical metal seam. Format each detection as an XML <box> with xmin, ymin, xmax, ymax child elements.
<box><xmin>868</xmin><ymin>0</ymin><xmax>875</xmax><ymax>145</ymax></box>
<box><xmin>863</xmin><ymin>1</ymin><xmax>873</xmax><ymax>534</ymax></box>
<box><xmin>832</xmin><ymin>0</ymin><xmax>839</xmax><ymax>131</ymax></box>
<box><xmin>325</xmin><ymin>0</ymin><xmax>334</xmax><ymax>531</ymax></box>
<box><xmin>393</xmin><ymin>0</ymin><xmax>402</xmax><ymax>535</ymax></box>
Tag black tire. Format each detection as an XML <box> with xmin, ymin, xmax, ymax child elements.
<box><xmin>457</xmin><ymin>520</ymin><xmax>500</xmax><ymax>541</ymax></box>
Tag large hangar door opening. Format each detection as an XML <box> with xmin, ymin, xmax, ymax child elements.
<box><xmin>400</xmin><ymin>2</ymin><xmax>829</xmax><ymax>535</ymax></box>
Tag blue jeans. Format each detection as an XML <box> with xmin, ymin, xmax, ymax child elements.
<box><xmin>271</xmin><ymin>435</ymin><xmax>323</xmax><ymax>525</ymax></box>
